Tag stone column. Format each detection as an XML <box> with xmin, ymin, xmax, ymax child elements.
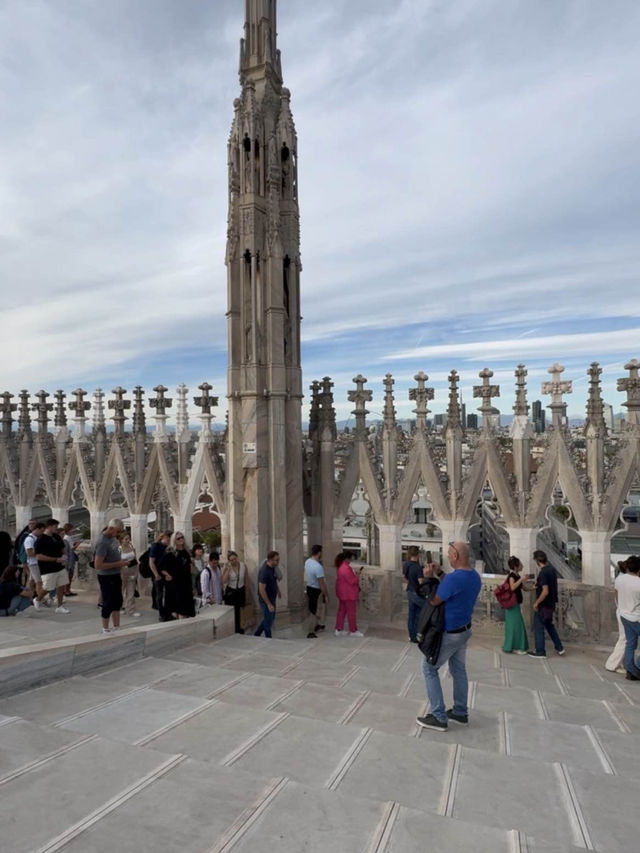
<box><xmin>51</xmin><ymin>507</ymin><xmax>70</xmax><ymax>524</ymax></box>
<box><xmin>377</xmin><ymin>523</ymin><xmax>402</xmax><ymax>573</ymax></box>
<box><xmin>90</xmin><ymin>510</ymin><xmax>108</xmax><ymax>546</ymax></box>
<box><xmin>438</xmin><ymin>519</ymin><xmax>469</xmax><ymax>569</ymax></box>
<box><xmin>171</xmin><ymin>514</ymin><xmax>193</xmax><ymax>548</ymax></box>
<box><xmin>14</xmin><ymin>506</ymin><xmax>32</xmax><ymax>537</ymax></box>
<box><xmin>580</xmin><ymin>530</ymin><xmax>611</xmax><ymax>586</ymax></box>
<box><xmin>129</xmin><ymin>514</ymin><xmax>149</xmax><ymax>558</ymax></box>
<box><xmin>505</xmin><ymin>527</ymin><xmax>538</xmax><ymax>574</ymax></box>
<box><xmin>219</xmin><ymin>513</ymin><xmax>229</xmax><ymax>559</ymax></box>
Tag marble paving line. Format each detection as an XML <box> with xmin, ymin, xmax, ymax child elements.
<box><xmin>263</xmin><ymin>679</ymin><xmax>305</xmax><ymax>711</ymax></box>
<box><xmin>440</xmin><ymin>743</ymin><xmax>463</xmax><ymax>817</ymax></box>
<box><xmin>583</xmin><ymin>725</ymin><xmax>616</xmax><ymax>775</ymax></box>
<box><xmin>326</xmin><ymin>727</ymin><xmax>372</xmax><ymax>790</ymax></box>
<box><xmin>337</xmin><ymin>689</ymin><xmax>371</xmax><ymax>725</ymax></box>
<box><xmin>365</xmin><ymin>801</ymin><xmax>401</xmax><ymax>853</ymax></box>
<box><xmin>554</xmin><ymin>762</ymin><xmax>595</xmax><ymax>849</ymax></box>
<box><xmin>134</xmin><ymin>697</ymin><xmax>220</xmax><ymax>747</ymax></box>
<box><xmin>206</xmin><ymin>670</ymin><xmax>255</xmax><ymax>700</ymax></box>
<box><xmin>221</xmin><ymin>712</ymin><xmax>289</xmax><ymax>767</ymax></box>
<box><xmin>34</xmin><ymin>752</ymin><xmax>187</xmax><ymax>853</ymax></box>
<box><xmin>601</xmin><ymin>699</ymin><xmax>631</xmax><ymax>733</ymax></box>
<box><xmin>208</xmin><ymin>777</ymin><xmax>289</xmax><ymax>853</ymax></box>
<box><xmin>51</xmin><ymin>684</ymin><xmax>152</xmax><ymax>727</ymax></box>
<box><xmin>0</xmin><ymin>733</ymin><xmax>96</xmax><ymax>786</ymax></box>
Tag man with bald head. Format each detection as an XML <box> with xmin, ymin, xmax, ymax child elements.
<box><xmin>417</xmin><ymin>541</ymin><xmax>482</xmax><ymax>732</ymax></box>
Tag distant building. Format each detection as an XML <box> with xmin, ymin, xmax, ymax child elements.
<box><xmin>434</xmin><ymin>413</ymin><xmax>447</xmax><ymax>429</ymax></box>
<box><xmin>532</xmin><ymin>400</ymin><xmax>546</xmax><ymax>433</ymax></box>
<box><xmin>467</xmin><ymin>413</ymin><xmax>479</xmax><ymax>430</ymax></box>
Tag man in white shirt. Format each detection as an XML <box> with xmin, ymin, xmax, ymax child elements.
<box><xmin>25</xmin><ymin>522</ymin><xmax>49</xmax><ymax>609</ymax></box>
<box><xmin>304</xmin><ymin>545</ymin><xmax>329</xmax><ymax>639</ymax></box>
<box><xmin>614</xmin><ymin>555</ymin><xmax>640</xmax><ymax>681</ymax></box>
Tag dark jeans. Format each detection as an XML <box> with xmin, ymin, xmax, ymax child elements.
<box><xmin>533</xmin><ymin>607</ymin><xmax>563</xmax><ymax>654</ymax></box>
<box><xmin>621</xmin><ymin>617</ymin><xmax>640</xmax><ymax>677</ymax></box>
<box><xmin>97</xmin><ymin>573</ymin><xmax>123</xmax><ymax>619</ymax></box>
<box><xmin>154</xmin><ymin>578</ymin><xmax>173</xmax><ymax>622</ymax></box>
<box><xmin>407</xmin><ymin>592</ymin><xmax>423</xmax><ymax>641</ymax></box>
<box><xmin>254</xmin><ymin>599</ymin><xmax>275</xmax><ymax>638</ymax></box>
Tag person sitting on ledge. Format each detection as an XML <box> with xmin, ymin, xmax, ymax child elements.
<box><xmin>0</xmin><ymin>565</ymin><xmax>34</xmax><ymax>616</ymax></box>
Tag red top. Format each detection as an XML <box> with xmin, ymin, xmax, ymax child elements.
<box><xmin>336</xmin><ymin>560</ymin><xmax>360</xmax><ymax>601</ymax></box>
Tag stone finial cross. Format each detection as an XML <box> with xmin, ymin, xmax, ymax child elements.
<box><xmin>585</xmin><ymin>362</ymin><xmax>606</xmax><ymax>432</ymax></box>
<box><xmin>618</xmin><ymin>359</ymin><xmax>640</xmax><ymax>424</ymax></box>
<box><xmin>473</xmin><ymin>368</ymin><xmax>500</xmax><ymax>425</ymax></box>
<box><xmin>383</xmin><ymin>374</ymin><xmax>396</xmax><ymax>430</ymax></box>
<box><xmin>32</xmin><ymin>390</ymin><xmax>53</xmax><ymax>435</ymax></box>
<box><xmin>149</xmin><ymin>385</ymin><xmax>173</xmax><ymax>417</ymax></box>
<box><xmin>446</xmin><ymin>370</ymin><xmax>462</xmax><ymax>428</ymax></box>
<box><xmin>132</xmin><ymin>386</ymin><xmax>146</xmax><ymax>436</ymax></box>
<box><xmin>194</xmin><ymin>382</ymin><xmax>218</xmax><ymax>415</ymax></box>
<box><xmin>319</xmin><ymin>376</ymin><xmax>337</xmax><ymax>437</ymax></box>
<box><xmin>542</xmin><ymin>363</ymin><xmax>572</xmax><ymax>428</ymax></box>
<box><xmin>54</xmin><ymin>390</ymin><xmax>67</xmax><ymax>429</ymax></box>
<box><xmin>108</xmin><ymin>387</ymin><xmax>131</xmax><ymax>434</ymax></box>
<box><xmin>69</xmin><ymin>389</ymin><xmax>91</xmax><ymax>441</ymax></box>
<box><xmin>0</xmin><ymin>392</ymin><xmax>16</xmax><ymax>436</ymax></box>
<box><xmin>348</xmin><ymin>375</ymin><xmax>372</xmax><ymax>435</ymax></box>
<box><xmin>409</xmin><ymin>371</ymin><xmax>434</xmax><ymax>430</ymax></box>
<box><xmin>513</xmin><ymin>364</ymin><xmax>529</xmax><ymax>417</ymax></box>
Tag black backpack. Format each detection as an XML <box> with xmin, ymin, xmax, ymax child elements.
<box><xmin>138</xmin><ymin>549</ymin><xmax>152</xmax><ymax>579</ymax></box>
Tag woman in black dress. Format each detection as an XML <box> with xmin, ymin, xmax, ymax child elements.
<box><xmin>159</xmin><ymin>532</ymin><xmax>196</xmax><ymax>619</ymax></box>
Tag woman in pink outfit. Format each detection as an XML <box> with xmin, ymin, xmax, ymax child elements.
<box><xmin>334</xmin><ymin>551</ymin><xmax>363</xmax><ymax>638</ymax></box>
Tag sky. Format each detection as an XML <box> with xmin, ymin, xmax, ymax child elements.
<box><xmin>1</xmin><ymin>0</ymin><xmax>639</xmax><ymax>427</ymax></box>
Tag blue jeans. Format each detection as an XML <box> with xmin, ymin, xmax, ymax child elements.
<box><xmin>407</xmin><ymin>593</ymin><xmax>423</xmax><ymax>641</ymax></box>
<box><xmin>422</xmin><ymin>628</ymin><xmax>471</xmax><ymax>723</ymax></box>
<box><xmin>254</xmin><ymin>600</ymin><xmax>276</xmax><ymax>638</ymax></box>
<box><xmin>9</xmin><ymin>595</ymin><xmax>33</xmax><ymax>615</ymax></box>
<box><xmin>620</xmin><ymin>617</ymin><xmax>640</xmax><ymax>677</ymax></box>
<box><xmin>533</xmin><ymin>607</ymin><xmax>563</xmax><ymax>654</ymax></box>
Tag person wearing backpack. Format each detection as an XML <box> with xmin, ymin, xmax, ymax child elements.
<box><xmin>200</xmin><ymin>552</ymin><xmax>223</xmax><ymax>606</ymax></box>
<box><xmin>502</xmin><ymin>556</ymin><xmax>529</xmax><ymax>654</ymax></box>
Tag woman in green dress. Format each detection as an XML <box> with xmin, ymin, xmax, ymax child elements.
<box><xmin>502</xmin><ymin>556</ymin><xmax>529</xmax><ymax>654</ymax></box>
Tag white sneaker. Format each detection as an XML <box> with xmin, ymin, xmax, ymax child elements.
<box><xmin>33</xmin><ymin>598</ymin><xmax>42</xmax><ymax>611</ymax></box>
<box><xmin>131</xmin><ymin>612</ymin><xmax>141</xmax><ymax>617</ymax></box>
<box><xmin>55</xmin><ymin>606</ymin><xmax>70</xmax><ymax>614</ymax></box>
<box><xmin>334</xmin><ymin>629</ymin><xmax>346</xmax><ymax>637</ymax></box>
<box><xmin>349</xmin><ymin>631</ymin><xmax>364</xmax><ymax>638</ymax></box>
<box><xmin>102</xmin><ymin>628</ymin><xmax>112</xmax><ymax>635</ymax></box>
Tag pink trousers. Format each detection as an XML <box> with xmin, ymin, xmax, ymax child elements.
<box><xmin>336</xmin><ymin>599</ymin><xmax>358</xmax><ymax>633</ymax></box>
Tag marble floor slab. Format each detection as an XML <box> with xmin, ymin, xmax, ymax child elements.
<box><xmin>592</xmin><ymin>727</ymin><xmax>640</xmax><ymax>778</ymax></box>
<box><xmin>0</xmin><ymin>737</ymin><xmax>177</xmax><ymax>853</ymax></box>
<box><xmin>419</xmin><ymin>708</ymin><xmax>504</xmax><ymax>753</ymax></box>
<box><xmin>215</xmin><ymin>672</ymin><xmax>303</xmax><ymax>708</ymax></box>
<box><xmin>271</xmin><ymin>681</ymin><xmax>364</xmax><ymax>723</ymax></box>
<box><xmin>506</xmin><ymin>667</ymin><xmax>563</xmax><ymax>694</ymax></box>
<box><xmin>346</xmin><ymin>691</ymin><xmax>426</xmax><ymax>736</ymax></box>
<box><xmin>56</xmin><ymin>687</ymin><xmax>209</xmax><ymax>743</ymax></box>
<box><xmin>340</xmin><ymin>667</ymin><xmax>412</xmax><ymax>697</ymax></box>
<box><xmin>610</xmin><ymin>701</ymin><xmax>640</xmax><ymax>733</ymax></box>
<box><xmin>145</xmin><ymin>701</ymin><xmax>283</xmax><ymax>763</ymax></box>
<box><xmin>385</xmin><ymin>806</ymin><xmax>516</xmax><ymax>853</ymax></box>
<box><xmin>568</xmin><ymin>766</ymin><xmax>640</xmax><ymax>853</ymax></box>
<box><xmin>88</xmin><ymin>656</ymin><xmax>196</xmax><ymax>687</ymax></box>
<box><xmin>337</xmin><ymin>729</ymin><xmax>454</xmax><ymax>813</ymax></box>
<box><xmin>163</xmin><ymin>643</ymin><xmax>247</xmax><ymax>667</ymax></box>
<box><xmin>540</xmin><ymin>693</ymin><xmax>623</xmax><ymax>730</ymax></box>
<box><xmin>230</xmin><ymin>713</ymin><xmax>367</xmax><ymax>787</ymax></box>
<box><xmin>346</xmin><ymin>647</ymin><xmax>408</xmax><ymax>670</ymax></box>
<box><xmin>0</xmin><ymin>675</ymin><xmax>136</xmax><ymax>724</ymax></box>
<box><xmin>560</xmin><ymin>675</ymin><xmax>623</xmax><ymax>701</ymax></box>
<box><xmin>152</xmin><ymin>663</ymin><xmax>254</xmax><ymax>699</ymax></box>
<box><xmin>281</xmin><ymin>660</ymin><xmax>358</xmax><ymax>687</ymax></box>
<box><xmin>505</xmin><ymin>714</ymin><xmax>607</xmax><ymax>774</ymax></box>
<box><xmin>0</xmin><ymin>718</ymin><xmax>84</xmax><ymax>779</ymax></box>
<box><xmin>472</xmin><ymin>683</ymin><xmax>543</xmax><ymax>718</ymax></box>
<box><xmin>221</xmin><ymin>652</ymin><xmax>300</xmax><ymax>678</ymax></box>
<box><xmin>451</xmin><ymin>747</ymin><xmax>579</xmax><ymax>846</ymax></box>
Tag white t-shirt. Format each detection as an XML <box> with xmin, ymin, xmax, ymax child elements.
<box><xmin>304</xmin><ymin>557</ymin><xmax>324</xmax><ymax>589</ymax></box>
<box><xmin>615</xmin><ymin>573</ymin><xmax>640</xmax><ymax>622</ymax></box>
<box><xmin>24</xmin><ymin>533</ymin><xmax>38</xmax><ymax>567</ymax></box>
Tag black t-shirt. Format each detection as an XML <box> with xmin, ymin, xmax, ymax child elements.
<box><xmin>406</xmin><ymin>561</ymin><xmax>424</xmax><ymax>595</ymax></box>
<box><xmin>0</xmin><ymin>582</ymin><xmax>23</xmax><ymax>609</ymax></box>
<box><xmin>536</xmin><ymin>565</ymin><xmax>558</xmax><ymax>608</ymax></box>
<box><xmin>35</xmin><ymin>533</ymin><xmax>64</xmax><ymax>576</ymax></box>
<box><xmin>258</xmin><ymin>561</ymin><xmax>278</xmax><ymax>604</ymax></box>
<box><xmin>508</xmin><ymin>572</ymin><xmax>524</xmax><ymax>605</ymax></box>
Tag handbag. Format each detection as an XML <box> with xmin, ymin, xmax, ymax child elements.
<box><xmin>494</xmin><ymin>578</ymin><xmax>517</xmax><ymax>609</ymax></box>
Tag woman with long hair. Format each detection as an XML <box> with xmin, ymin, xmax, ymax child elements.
<box><xmin>222</xmin><ymin>551</ymin><xmax>247</xmax><ymax>634</ymax></box>
<box><xmin>191</xmin><ymin>544</ymin><xmax>206</xmax><ymax>597</ymax></box>
<box><xmin>159</xmin><ymin>532</ymin><xmax>196</xmax><ymax>619</ymax></box>
<box><xmin>334</xmin><ymin>551</ymin><xmax>363</xmax><ymax>638</ymax></box>
<box><xmin>119</xmin><ymin>532</ymin><xmax>140</xmax><ymax>618</ymax></box>
<box><xmin>502</xmin><ymin>555</ymin><xmax>529</xmax><ymax>654</ymax></box>
<box><xmin>0</xmin><ymin>565</ymin><xmax>34</xmax><ymax>615</ymax></box>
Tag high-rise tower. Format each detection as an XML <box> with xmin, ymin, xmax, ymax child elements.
<box><xmin>226</xmin><ymin>0</ymin><xmax>304</xmax><ymax>610</ymax></box>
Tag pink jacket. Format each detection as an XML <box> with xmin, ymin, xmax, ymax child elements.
<box><xmin>336</xmin><ymin>561</ymin><xmax>360</xmax><ymax>602</ymax></box>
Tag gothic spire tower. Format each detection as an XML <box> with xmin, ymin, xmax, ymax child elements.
<box><xmin>226</xmin><ymin>0</ymin><xmax>304</xmax><ymax>611</ymax></box>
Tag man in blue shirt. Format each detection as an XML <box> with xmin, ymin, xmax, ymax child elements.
<box><xmin>254</xmin><ymin>551</ymin><xmax>280</xmax><ymax>638</ymax></box>
<box><xmin>417</xmin><ymin>541</ymin><xmax>481</xmax><ymax>732</ymax></box>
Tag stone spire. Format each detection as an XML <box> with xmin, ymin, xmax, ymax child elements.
<box><xmin>513</xmin><ymin>364</ymin><xmax>529</xmax><ymax>417</ymax></box>
<box><xmin>69</xmin><ymin>389</ymin><xmax>90</xmax><ymax>442</ymax></box>
<box><xmin>618</xmin><ymin>359</ymin><xmax>640</xmax><ymax>425</ymax></box>
<box><xmin>348</xmin><ymin>375</ymin><xmax>372</xmax><ymax>437</ymax></box>
<box><xmin>240</xmin><ymin>0</ymin><xmax>281</xmax><ymax>83</ymax></box>
<box><xmin>473</xmin><ymin>368</ymin><xmax>500</xmax><ymax>430</ymax></box>
<box><xmin>382</xmin><ymin>374</ymin><xmax>396</xmax><ymax>431</ymax></box>
<box><xmin>150</xmin><ymin>385</ymin><xmax>172</xmax><ymax>443</ymax></box>
<box><xmin>308</xmin><ymin>381</ymin><xmax>321</xmax><ymax>438</ymax></box>
<box><xmin>33</xmin><ymin>391</ymin><xmax>53</xmax><ymax>436</ymax></box>
<box><xmin>409</xmin><ymin>372</ymin><xmax>434</xmax><ymax>432</ymax></box>
<box><xmin>132</xmin><ymin>387</ymin><xmax>146</xmax><ymax>437</ymax></box>
<box><xmin>176</xmin><ymin>384</ymin><xmax>190</xmax><ymax>442</ymax></box>
<box><xmin>92</xmin><ymin>389</ymin><xmax>106</xmax><ymax>434</ymax></box>
<box><xmin>108</xmin><ymin>387</ymin><xmax>130</xmax><ymax>436</ymax></box>
<box><xmin>0</xmin><ymin>392</ymin><xmax>16</xmax><ymax>437</ymax></box>
<box><xmin>194</xmin><ymin>382</ymin><xmax>218</xmax><ymax>439</ymax></box>
<box><xmin>54</xmin><ymin>390</ymin><xmax>67</xmax><ymax>431</ymax></box>
<box><xmin>319</xmin><ymin>377</ymin><xmax>336</xmax><ymax>439</ymax></box>
<box><xmin>446</xmin><ymin>370</ymin><xmax>462</xmax><ymax>429</ymax></box>
<box><xmin>542</xmin><ymin>363</ymin><xmax>572</xmax><ymax>429</ymax></box>
<box><xmin>584</xmin><ymin>362</ymin><xmax>606</xmax><ymax>434</ymax></box>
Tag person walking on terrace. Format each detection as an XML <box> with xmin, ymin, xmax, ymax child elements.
<box><xmin>254</xmin><ymin>551</ymin><xmax>280</xmax><ymax>638</ymax></box>
<box><xmin>502</xmin><ymin>556</ymin><xmax>530</xmax><ymax>654</ymax></box>
<box><xmin>94</xmin><ymin>519</ymin><xmax>130</xmax><ymax>634</ymax></box>
<box><xmin>614</xmin><ymin>555</ymin><xmax>640</xmax><ymax>681</ymax></box>
<box><xmin>222</xmin><ymin>551</ymin><xmax>247</xmax><ymax>634</ymax></box>
<box><xmin>404</xmin><ymin>546</ymin><xmax>424</xmax><ymax>643</ymax></box>
<box><xmin>417</xmin><ymin>541</ymin><xmax>481</xmax><ymax>733</ymax></box>
<box><xmin>34</xmin><ymin>519</ymin><xmax>70</xmax><ymax>614</ymax></box>
<box><xmin>528</xmin><ymin>550</ymin><xmax>565</xmax><ymax>658</ymax></box>
<box><xmin>119</xmin><ymin>532</ymin><xmax>140</xmax><ymax>618</ymax></box>
<box><xmin>606</xmin><ymin>560</ymin><xmax>629</xmax><ymax>673</ymax></box>
<box><xmin>159</xmin><ymin>532</ymin><xmax>196</xmax><ymax>619</ymax></box>
<box><xmin>335</xmin><ymin>551</ymin><xmax>363</xmax><ymax>638</ymax></box>
<box><xmin>25</xmin><ymin>522</ymin><xmax>48</xmax><ymax>609</ymax></box>
<box><xmin>304</xmin><ymin>544</ymin><xmax>329</xmax><ymax>638</ymax></box>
